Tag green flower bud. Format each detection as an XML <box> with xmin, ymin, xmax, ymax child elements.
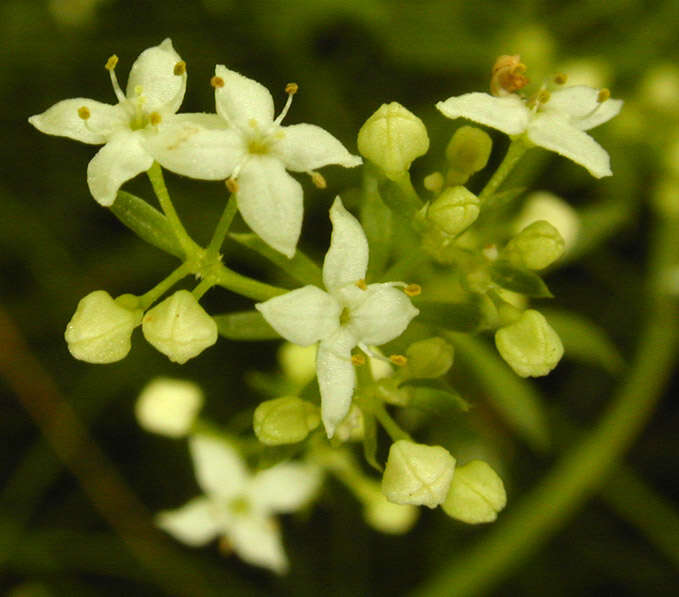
<box><xmin>135</xmin><ymin>378</ymin><xmax>203</xmax><ymax>438</ymax></box>
<box><xmin>495</xmin><ymin>309</ymin><xmax>564</xmax><ymax>377</ymax></box>
<box><xmin>142</xmin><ymin>290</ymin><xmax>218</xmax><ymax>364</ymax></box>
<box><xmin>253</xmin><ymin>397</ymin><xmax>320</xmax><ymax>445</ymax></box>
<box><xmin>382</xmin><ymin>440</ymin><xmax>456</xmax><ymax>508</ymax></box>
<box><xmin>357</xmin><ymin>102</ymin><xmax>429</xmax><ymax>180</ymax></box>
<box><xmin>362</xmin><ymin>480</ymin><xmax>419</xmax><ymax>534</ymax></box>
<box><xmin>445</xmin><ymin>126</ymin><xmax>492</xmax><ymax>185</ymax></box>
<box><xmin>64</xmin><ymin>290</ymin><xmax>142</xmax><ymax>364</ymax></box>
<box><xmin>278</xmin><ymin>343</ymin><xmax>317</xmax><ymax>387</ymax></box>
<box><xmin>427</xmin><ymin>186</ymin><xmax>480</xmax><ymax>236</ymax></box>
<box><xmin>505</xmin><ymin>220</ymin><xmax>565</xmax><ymax>270</ymax></box>
<box><xmin>442</xmin><ymin>460</ymin><xmax>507</xmax><ymax>524</ymax></box>
<box><xmin>515</xmin><ymin>191</ymin><xmax>579</xmax><ymax>252</ymax></box>
<box><xmin>405</xmin><ymin>337</ymin><xmax>454</xmax><ymax>379</ymax></box>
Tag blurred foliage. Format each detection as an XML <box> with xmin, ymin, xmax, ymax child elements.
<box><xmin>2</xmin><ymin>0</ymin><xmax>679</xmax><ymax>595</ymax></box>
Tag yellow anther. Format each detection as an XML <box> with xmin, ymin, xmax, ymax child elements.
<box><xmin>389</xmin><ymin>354</ymin><xmax>408</xmax><ymax>367</ymax></box>
<box><xmin>285</xmin><ymin>82</ymin><xmax>299</xmax><ymax>95</ymax></box>
<box><xmin>355</xmin><ymin>279</ymin><xmax>367</xmax><ymax>290</ymax></box>
<box><xmin>210</xmin><ymin>75</ymin><xmax>225</xmax><ymax>88</ymax></box>
<box><xmin>77</xmin><ymin>106</ymin><xmax>91</xmax><ymax>120</ymax></box>
<box><xmin>537</xmin><ymin>89</ymin><xmax>551</xmax><ymax>104</ymax></box>
<box><xmin>404</xmin><ymin>283</ymin><xmax>421</xmax><ymax>297</ymax></box>
<box><xmin>597</xmin><ymin>88</ymin><xmax>611</xmax><ymax>103</ymax></box>
<box><xmin>173</xmin><ymin>60</ymin><xmax>186</xmax><ymax>76</ymax></box>
<box><xmin>351</xmin><ymin>354</ymin><xmax>366</xmax><ymax>366</ymax></box>
<box><xmin>105</xmin><ymin>55</ymin><xmax>118</xmax><ymax>71</ymax></box>
<box><xmin>226</xmin><ymin>178</ymin><xmax>239</xmax><ymax>193</ymax></box>
<box><xmin>423</xmin><ymin>172</ymin><xmax>444</xmax><ymax>194</ymax></box>
<box><xmin>490</xmin><ymin>54</ymin><xmax>529</xmax><ymax>97</ymax></box>
<box><xmin>149</xmin><ymin>112</ymin><xmax>162</xmax><ymax>125</ymax></box>
<box><xmin>554</xmin><ymin>73</ymin><xmax>568</xmax><ymax>85</ymax></box>
<box><xmin>310</xmin><ymin>171</ymin><xmax>327</xmax><ymax>189</ymax></box>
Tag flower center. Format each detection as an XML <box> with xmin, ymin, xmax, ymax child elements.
<box><xmin>229</xmin><ymin>496</ymin><xmax>251</xmax><ymax>515</ymax></box>
<box><xmin>339</xmin><ymin>306</ymin><xmax>352</xmax><ymax>326</ymax></box>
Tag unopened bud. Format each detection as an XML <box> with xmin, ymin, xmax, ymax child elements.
<box><xmin>442</xmin><ymin>460</ymin><xmax>507</xmax><ymax>524</ymax></box>
<box><xmin>253</xmin><ymin>397</ymin><xmax>320</xmax><ymax>445</ymax></box>
<box><xmin>142</xmin><ymin>290</ymin><xmax>218</xmax><ymax>364</ymax></box>
<box><xmin>445</xmin><ymin>126</ymin><xmax>493</xmax><ymax>185</ymax></box>
<box><xmin>382</xmin><ymin>440</ymin><xmax>456</xmax><ymax>508</ymax></box>
<box><xmin>515</xmin><ymin>191</ymin><xmax>580</xmax><ymax>252</ymax></box>
<box><xmin>427</xmin><ymin>186</ymin><xmax>480</xmax><ymax>236</ymax></box>
<box><xmin>357</xmin><ymin>102</ymin><xmax>429</xmax><ymax>180</ymax></box>
<box><xmin>278</xmin><ymin>343</ymin><xmax>317</xmax><ymax>387</ymax></box>
<box><xmin>64</xmin><ymin>290</ymin><xmax>142</xmax><ymax>364</ymax></box>
<box><xmin>363</xmin><ymin>480</ymin><xmax>419</xmax><ymax>534</ymax></box>
<box><xmin>135</xmin><ymin>378</ymin><xmax>203</xmax><ymax>438</ymax></box>
<box><xmin>505</xmin><ymin>220</ymin><xmax>565</xmax><ymax>270</ymax></box>
<box><xmin>495</xmin><ymin>309</ymin><xmax>563</xmax><ymax>377</ymax></box>
<box><xmin>405</xmin><ymin>337</ymin><xmax>454</xmax><ymax>379</ymax></box>
<box><xmin>333</xmin><ymin>404</ymin><xmax>365</xmax><ymax>443</ymax></box>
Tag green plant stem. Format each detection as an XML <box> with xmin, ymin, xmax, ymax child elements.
<box><xmin>214</xmin><ymin>266</ymin><xmax>287</xmax><ymax>302</ymax></box>
<box><xmin>192</xmin><ymin>279</ymin><xmax>213</xmax><ymax>301</ymax></box>
<box><xmin>207</xmin><ymin>194</ymin><xmax>238</xmax><ymax>258</ymax></box>
<box><xmin>393</xmin><ymin>171</ymin><xmax>423</xmax><ymax>207</ymax></box>
<box><xmin>412</xmin><ymin>214</ymin><xmax>679</xmax><ymax>597</ymax></box>
<box><xmin>478</xmin><ymin>138</ymin><xmax>528</xmax><ymax>203</ymax></box>
<box><xmin>146</xmin><ymin>162</ymin><xmax>195</xmax><ymax>254</ymax></box>
<box><xmin>138</xmin><ymin>262</ymin><xmax>192</xmax><ymax>310</ymax></box>
<box><xmin>373</xmin><ymin>402</ymin><xmax>412</xmax><ymax>442</ymax></box>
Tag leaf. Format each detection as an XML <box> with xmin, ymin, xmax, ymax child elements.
<box><xmin>110</xmin><ymin>191</ymin><xmax>184</xmax><ymax>258</ymax></box>
<box><xmin>213</xmin><ymin>310</ymin><xmax>280</xmax><ymax>340</ymax></box>
<box><xmin>446</xmin><ymin>332</ymin><xmax>550</xmax><ymax>452</ymax></box>
<box><xmin>541</xmin><ymin>308</ymin><xmax>625</xmax><ymax>375</ymax></box>
<box><xmin>415</xmin><ymin>299</ymin><xmax>485</xmax><ymax>332</ymax></box>
<box><xmin>401</xmin><ymin>379</ymin><xmax>471</xmax><ymax>413</ymax></box>
<box><xmin>229</xmin><ymin>233</ymin><xmax>323</xmax><ymax>287</ymax></box>
<box><xmin>489</xmin><ymin>260</ymin><xmax>553</xmax><ymax>297</ymax></box>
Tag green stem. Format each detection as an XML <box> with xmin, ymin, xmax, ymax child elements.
<box><xmin>192</xmin><ymin>279</ymin><xmax>213</xmax><ymax>301</ymax></box>
<box><xmin>137</xmin><ymin>262</ymin><xmax>192</xmax><ymax>310</ymax></box>
<box><xmin>393</xmin><ymin>171</ymin><xmax>423</xmax><ymax>207</ymax></box>
<box><xmin>478</xmin><ymin>138</ymin><xmax>528</xmax><ymax>203</ymax></box>
<box><xmin>214</xmin><ymin>265</ymin><xmax>287</xmax><ymax>302</ymax></box>
<box><xmin>207</xmin><ymin>194</ymin><xmax>238</xmax><ymax>258</ymax></box>
<box><xmin>373</xmin><ymin>402</ymin><xmax>412</xmax><ymax>442</ymax></box>
<box><xmin>412</xmin><ymin>215</ymin><xmax>679</xmax><ymax>597</ymax></box>
<box><xmin>146</xmin><ymin>162</ymin><xmax>195</xmax><ymax>255</ymax></box>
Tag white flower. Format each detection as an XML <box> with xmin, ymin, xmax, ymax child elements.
<box><xmin>436</xmin><ymin>86</ymin><xmax>623</xmax><ymax>178</ymax></box>
<box><xmin>28</xmin><ymin>38</ymin><xmax>200</xmax><ymax>206</ymax></box>
<box><xmin>155</xmin><ymin>66</ymin><xmax>362</xmax><ymax>258</ymax></box>
<box><xmin>256</xmin><ymin>197</ymin><xmax>419</xmax><ymax>437</ymax></box>
<box><xmin>156</xmin><ymin>434</ymin><xmax>321</xmax><ymax>574</ymax></box>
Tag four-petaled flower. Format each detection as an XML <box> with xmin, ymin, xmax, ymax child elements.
<box><xmin>155</xmin><ymin>66</ymin><xmax>362</xmax><ymax>258</ymax></box>
<box><xmin>156</xmin><ymin>434</ymin><xmax>321</xmax><ymax>574</ymax></box>
<box><xmin>256</xmin><ymin>197</ymin><xmax>419</xmax><ymax>437</ymax></box>
<box><xmin>28</xmin><ymin>38</ymin><xmax>200</xmax><ymax>206</ymax></box>
<box><xmin>437</xmin><ymin>85</ymin><xmax>622</xmax><ymax>178</ymax></box>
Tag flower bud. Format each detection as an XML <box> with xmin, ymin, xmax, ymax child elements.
<box><xmin>357</xmin><ymin>102</ymin><xmax>429</xmax><ymax>180</ymax></box>
<box><xmin>253</xmin><ymin>397</ymin><xmax>320</xmax><ymax>445</ymax></box>
<box><xmin>504</xmin><ymin>220</ymin><xmax>565</xmax><ymax>270</ymax></box>
<box><xmin>445</xmin><ymin>126</ymin><xmax>493</xmax><ymax>185</ymax></box>
<box><xmin>135</xmin><ymin>378</ymin><xmax>203</xmax><ymax>438</ymax></box>
<box><xmin>362</xmin><ymin>480</ymin><xmax>419</xmax><ymax>534</ymax></box>
<box><xmin>278</xmin><ymin>343</ymin><xmax>317</xmax><ymax>387</ymax></box>
<box><xmin>405</xmin><ymin>337</ymin><xmax>454</xmax><ymax>379</ymax></box>
<box><xmin>64</xmin><ymin>290</ymin><xmax>142</xmax><ymax>364</ymax></box>
<box><xmin>515</xmin><ymin>191</ymin><xmax>579</xmax><ymax>252</ymax></box>
<box><xmin>442</xmin><ymin>460</ymin><xmax>507</xmax><ymax>524</ymax></box>
<box><xmin>427</xmin><ymin>186</ymin><xmax>480</xmax><ymax>236</ymax></box>
<box><xmin>333</xmin><ymin>404</ymin><xmax>365</xmax><ymax>443</ymax></box>
<box><xmin>382</xmin><ymin>440</ymin><xmax>456</xmax><ymax>508</ymax></box>
<box><xmin>142</xmin><ymin>290</ymin><xmax>218</xmax><ymax>364</ymax></box>
<box><xmin>495</xmin><ymin>309</ymin><xmax>564</xmax><ymax>377</ymax></box>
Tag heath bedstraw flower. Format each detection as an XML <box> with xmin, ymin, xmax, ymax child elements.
<box><xmin>256</xmin><ymin>197</ymin><xmax>419</xmax><ymax>437</ymax></box>
<box><xmin>28</xmin><ymin>39</ymin><xmax>199</xmax><ymax>206</ymax></box>
<box><xmin>157</xmin><ymin>66</ymin><xmax>361</xmax><ymax>258</ymax></box>
<box><xmin>156</xmin><ymin>434</ymin><xmax>321</xmax><ymax>574</ymax></box>
<box><xmin>135</xmin><ymin>378</ymin><xmax>203</xmax><ymax>438</ymax></box>
<box><xmin>442</xmin><ymin>460</ymin><xmax>507</xmax><ymax>524</ymax></box>
<box><xmin>436</xmin><ymin>84</ymin><xmax>623</xmax><ymax>178</ymax></box>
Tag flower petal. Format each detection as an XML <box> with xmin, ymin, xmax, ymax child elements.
<box><xmin>317</xmin><ymin>328</ymin><xmax>357</xmax><ymax>438</ymax></box>
<box><xmin>155</xmin><ymin>497</ymin><xmax>222</xmax><ymax>547</ymax></box>
<box><xmin>542</xmin><ymin>86</ymin><xmax>622</xmax><ymax>131</ymax></box>
<box><xmin>255</xmin><ymin>285</ymin><xmax>341</xmax><ymax>346</ymax></box>
<box><xmin>236</xmin><ymin>155</ymin><xmax>304</xmax><ymax>258</ymax></box>
<box><xmin>322</xmin><ymin>197</ymin><xmax>369</xmax><ymax>293</ymax></box>
<box><xmin>229</xmin><ymin>515</ymin><xmax>288</xmax><ymax>574</ymax></box>
<box><xmin>28</xmin><ymin>98</ymin><xmax>126</xmax><ymax>144</ymax></box>
<box><xmin>348</xmin><ymin>284</ymin><xmax>419</xmax><ymax>346</ymax></box>
<box><xmin>436</xmin><ymin>92</ymin><xmax>529</xmax><ymax>135</ymax></box>
<box><xmin>189</xmin><ymin>434</ymin><xmax>248</xmax><ymax>500</ymax></box>
<box><xmin>575</xmin><ymin>98</ymin><xmax>623</xmax><ymax>131</ymax></box>
<box><xmin>147</xmin><ymin>114</ymin><xmax>244</xmax><ymax>180</ymax></box>
<box><xmin>87</xmin><ymin>132</ymin><xmax>154</xmax><ymax>206</ymax></box>
<box><xmin>274</xmin><ymin>123</ymin><xmax>362</xmax><ymax>171</ymax></box>
<box><xmin>527</xmin><ymin>114</ymin><xmax>612</xmax><ymax>178</ymax></box>
<box><xmin>249</xmin><ymin>463</ymin><xmax>322</xmax><ymax>513</ymax></box>
<box><xmin>126</xmin><ymin>38</ymin><xmax>186</xmax><ymax>114</ymax></box>
<box><xmin>213</xmin><ymin>65</ymin><xmax>274</xmax><ymax>131</ymax></box>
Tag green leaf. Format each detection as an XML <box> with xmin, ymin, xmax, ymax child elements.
<box><xmin>446</xmin><ymin>332</ymin><xmax>550</xmax><ymax>452</ymax></box>
<box><xmin>378</xmin><ymin>179</ymin><xmax>421</xmax><ymax>220</ymax></box>
<box><xmin>362</xmin><ymin>412</ymin><xmax>382</xmax><ymax>472</ymax></box>
<box><xmin>542</xmin><ymin>308</ymin><xmax>625</xmax><ymax>375</ymax></box>
<box><xmin>213</xmin><ymin>310</ymin><xmax>280</xmax><ymax>340</ymax></box>
<box><xmin>229</xmin><ymin>232</ymin><xmax>323</xmax><ymax>286</ymax></box>
<box><xmin>110</xmin><ymin>191</ymin><xmax>184</xmax><ymax>258</ymax></box>
<box><xmin>415</xmin><ymin>299</ymin><xmax>485</xmax><ymax>332</ymax></box>
<box><xmin>401</xmin><ymin>379</ymin><xmax>471</xmax><ymax>413</ymax></box>
<box><xmin>489</xmin><ymin>260</ymin><xmax>553</xmax><ymax>297</ymax></box>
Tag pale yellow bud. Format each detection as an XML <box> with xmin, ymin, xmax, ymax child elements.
<box><xmin>135</xmin><ymin>378</ymin><xmax>203</xmax><ymax>438</ymax></box>
<box><xmin>405</xmin><ymin>337</ymin><xmax>454</xmax><ymax>379</ymax></box>
<box><xmin>253</xmin><ymin>397</ymin><xmax>320</xmax><ymax>445</ymax></box>
<box><xmin>362</xmin><ymin>480</ymin><xmax>419</xmax><ymax>534</ymax></box>
<box><xmin>427</xmin><ymin>186</ymin><xmax>480</xmax><ymax>236</ymax></box>
<box><xmin>278</xmin><ymin>343</ymin><xmax>317</xmax><ymax>387</ymax></box>
<box><xmin>442</xmin><ymin>460</ymin><xmax>507</xmax><ymax>524</ymax></box>
<box><xmin>333</xmin><ymin>404</ymin><xmax>365</xmax><ymax>443</ymax></box>
<box><xmin>445</xmin><ymin>126</ymin><xmax>493</xmax><ymax>185</ymax></box>
<box><xmin>505</xmin><ymin>220</ymin><xmax>565</xmax><ymax>270</ymax></box>
<box><xmin>515</xmin><ymin>192</ymin><xmax>579</xmax><ymax>252</ymax></box>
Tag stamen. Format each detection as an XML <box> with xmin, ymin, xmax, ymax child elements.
<box><xmin>105</xmin><ymin>54</ymin><xmax>126</xmax><ymax>104</ymax></box>
<box><xmin>537</xmin><ymin>89</ymin><xmax>551</xmax><ymax>104</ymax></box>
<box><xmin>149</xmin><ymin>112</ymin><xmax>162</xmax><ymax>126</ymax></box>
<box><xmin>389</xmin><ymin>354</ymin><xmax>408</xmax><ymax>367</ymax></box>
<box><xmin>404</xmin><ymin>283</ymin><xmax>421</xmax><ymax>297</ymax></box>
<box><xmin>210</xmin><ymin>75</ymin><xmax>225</xmax><ymax>88</ymax></box>
<box><xmin>554</xmin><ymin>73</ymin><xmax>568</xmax><ymax>85</ymax></box>
<box><xmin>173</xmin><ymin>60</ymin><xmax>186</xmax><ymax>76</ymax></box>
<box><xmin>597</xmin><ymin>88</ymin><xmax>611</xmax><ymax>103</ymax></box>
<box><xmin>273</xmin><ymin>83</ymin><xmax>297</xmax><ymax>126</ymax></box>
<box><xmin>104</xmin><ymin>55</ymin><xmax>118</xmax><ymax>71</ymax></box>
<box><xmin>355</xmin><ymin>279</ymin><xmax>367</xmax><ymax>290</ymax></box>
<box><xmin>490</xmin><ymin>55</ymin><xmax>529</xmax><ymax>97</ymax></box>
<box><xmin>226</xmin><ymin>178</ymin><xmax>239</xmax><ymax>193</ymax></box>
<box><xmin>351</xmin><ymin>354</ymin><xmax>366</xmax><ymax>366</ymax></box>
<box><xmin>309</xmin><ymin>171</ymin><xmax>327</xmax><ymax>189</ymax></box>
<box><xmin>285</xmin><ymin>82</ymin><xmax>299</xmax><ymax>95</ymax></box>
<box><xmin>77</xmin><ymin>106</ymin><xmax>91</xmax><ymax>120</ymax></box>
